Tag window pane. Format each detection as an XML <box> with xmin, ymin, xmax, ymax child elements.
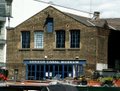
<box><xmin>70</xmin><ymin>30</ymin><xmax>80</xmax><ymax>48</ymax></box>
<box><xmin>46</xmin><ymin>18</ymin><xmax>53</xmax><ymax>33</ymax></box>
<box><xmin>28</xmin><ymin>65</ymin><xmax>35</xmax><ymax>80</ymax></box>
<box><xmin>34</xmin><ymin>31</ymin><xmax>43</xmax><ymax>48</ymax></box>
<box><xmin>21</xmin><ymin>31</ymin><xmax>30</xmax><ymax>48</ymax></box>
<box><xmin>56</xmin><ymin>30</ymin><xmax>65</xmax><ymax>48</ymax></box>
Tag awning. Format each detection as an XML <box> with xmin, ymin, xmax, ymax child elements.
<box><xmin>24</xmin><ymin>60</ymin><xmax>86</xmax><ymax>65</ymax></box>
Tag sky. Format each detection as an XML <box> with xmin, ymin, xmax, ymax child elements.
<box><xmin>7</xmin><ymin>0</ymin><xmax>120</xmax><ymax>27</ymax></box>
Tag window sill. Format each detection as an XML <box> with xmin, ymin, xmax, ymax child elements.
<box><xmin>32</xmin><ymin>48</ymin><xmax>44</xmax><ymax>51</ymax></box>
<box><xmin>19</xmin><ymin>48</ymin><xmax>31</xmax><ymax>51</ymax></box>
<box><xmin>67</xmin><ymin>48</ymin><xmax>80</xmax><ymax>51</ymax></box>
<box><xmin>53</xmin><ymin>48</ymin><xmax>66</xmax><ymax>51</ymax></box>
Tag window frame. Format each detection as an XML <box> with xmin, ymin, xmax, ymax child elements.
<box><xmin>21</xmin><ymin>31</ymin><xmax>30</xmax><ymax>48</ymax></box>
<box><xmin>70</xmin><ymin>29</ymin><xmax>80</xmax><ymax>48</ymax></box>
<box><xmin>46</xmin><ymin>17</ymin><xmax>53</xmax><ymax>33</ymax></box>
<box><xmin>55</xmin><ymin>30</ymin><xmax>65</xmax><ymax>48</ymax></box>
<box><xmin>34</xmin><ymin>31</ymin><xmax>44</xmax><ymax>49</ymax></box>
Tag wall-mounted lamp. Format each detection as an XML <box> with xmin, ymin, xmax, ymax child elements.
<box><xmin>44</xmin><ymin>56</ymin><xmax>47</xmax><ymax>59</ymax></box>
<box><xmin>75</xmin><ymin>56</ymin><xmax>79</xmax><ymax>60</ymax></box>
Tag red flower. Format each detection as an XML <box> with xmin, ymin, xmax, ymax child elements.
<box><xmin>0</xmin><ymin>73</ymin><xmax>8</xmax><ymax>81</ymax></box>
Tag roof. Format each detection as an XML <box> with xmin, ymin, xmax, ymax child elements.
<box><xmin>106</xmin><ymin>18</ymin><xmax>120</xmax><ymax>30</ymax></box>
<box><xmin>65</xmin><ymin>12</ymin><xmax>92</xmax><ymax>26</ymax></box>
<box><xmin>11</xmin><ymin>6</ymin><xmax>120</xmax><ymax>31</ymax></box>
<box><xmin>65</xmin><ymin>12</ymin><xmax>120</xmax><ymax>30</ymax></box>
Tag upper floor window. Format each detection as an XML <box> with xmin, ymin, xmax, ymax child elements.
<box><xmin>34</xmin><ymin>31</ymin><xmax>43</xmax><ymax>48</ymax></box>
<box><xmin>56</xmin><ymin>30</ymin><xmax>65</xmax><ymax>48</ymax></box>
<box><xmin>21</xmin><ymin>31</ymin><xmax>30</xmax><ymax>48</ymax></box>
<box><xmin>46</xmin><ymin>17</ymin><xmax>53</xmax><ymax>33</ymax></box>
<box><xmin>70</xmin><ymin>30</ymin><xmax>80</xmax><ymax>48</ymax></box>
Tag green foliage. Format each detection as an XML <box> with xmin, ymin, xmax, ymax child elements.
<box><xmin>98</xmin><ymin>77</ymin><xmax>113</xmax><ymax>83</ymax></box>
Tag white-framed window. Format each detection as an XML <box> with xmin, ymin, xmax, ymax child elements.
<box><xmin>34</xmin><ymin>31</ymin><xmax>43</xmax><ymax>48</ymax></box>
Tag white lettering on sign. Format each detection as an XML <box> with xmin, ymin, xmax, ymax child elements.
<box><xmin>29</xmin><ymin>61</ymin><xmax>45</xmax><ymax>63</ymax></box>
<box><xmin>29</xmin><ymin>61</ymin><xmax>80</xmax><ymax>64</ymax></box>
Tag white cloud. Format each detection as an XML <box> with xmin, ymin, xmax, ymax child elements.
<box><xmin>47</xmin><ymin>0</ymin><xmax>120</xmax><ymax>18</ymax></box>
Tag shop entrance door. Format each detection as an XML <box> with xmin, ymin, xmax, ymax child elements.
<box><xmin>45</xmin><ymin>64</ymin><xmax>53</xmax><ymax>79</ymax></box>
<box><xmin>64</xmin><ymin>65</ymin><xmax>73</xmax><ymax>78</ymax></box>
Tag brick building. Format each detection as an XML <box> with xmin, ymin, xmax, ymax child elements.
<box><xmin>7</xmin><ymin>6</ymin><xmax>120</xmax><ymax>80</ymax></box>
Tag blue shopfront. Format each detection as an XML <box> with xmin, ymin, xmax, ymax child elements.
<box><xmin>24</xmin><ymin>60</ymin><xmax>86</xmax><ymax>80</ymax></box>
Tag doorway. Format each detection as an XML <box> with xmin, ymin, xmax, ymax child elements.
<box><xmin>108</xmin><ymin>30</ymin><xmax>120</xmax><ymax>70</ymax></box>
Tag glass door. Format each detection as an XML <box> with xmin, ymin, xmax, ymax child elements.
<box><xmin>36</xmin><ymin>65</ymin><xmax>44</xmax><ymax>80</ymax></box>
<box><xmin>45</xmin><ymin>64</ymin><xmax>53</xmax><ymax>79</ymax></box>
<box><xmin>54</xmin><ymin>65</ymin><xmax>62</xmax><ymax>78</ymax></box>
<box><xmin>64</xmin><ymin>65</ymin><xmax>73</xmax><ymax>78</ymax></box>
<box><xmin>27</xmin><ymin>64</ymin><xmax>35</xmax><ymax>80</ymax></box>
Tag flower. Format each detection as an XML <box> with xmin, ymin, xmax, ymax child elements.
<box><xmin>0</xmin><ymin>73</ymin><xmax>8</xmax><ymax>81</ymax></box>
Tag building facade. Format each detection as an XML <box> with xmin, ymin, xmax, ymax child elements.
<box><xmin>7</xmin><ymin>6</ymin><xmax>120</xmax><ymax>80</ymax></box>
<box><xmin>0</xmin><ymin>0</ymin><xmax>7</xmax><ymax>67</ymax></box>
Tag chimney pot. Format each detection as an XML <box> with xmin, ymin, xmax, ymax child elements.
<box><xmin>93</xmin><ymin>11</ymin><xmax>100</xmax><ymax>20</ymax></box>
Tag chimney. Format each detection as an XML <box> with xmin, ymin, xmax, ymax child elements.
<box><xmin>92</xmin><ymin>11</ymin><xmax>100</xmax><ymax>20</ymax></box>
